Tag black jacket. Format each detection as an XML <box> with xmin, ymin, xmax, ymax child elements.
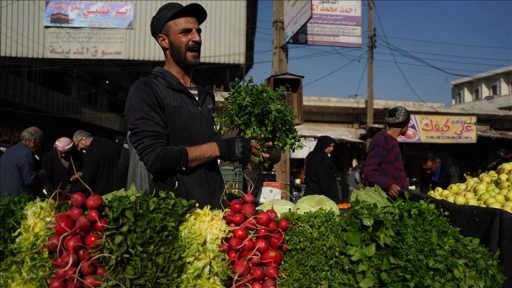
<box><xmin>76</xmin><ymin>137</ymin><xmax>121</xmax><ymax>196</ymax></box>
<box><xmin>124</xmin><ymin>67</ymin><xmax>224</xmax><ymax>208</ymax></box>
<box><xmin>42</xmin><ymin>148</ymin><xmax>83</xmax><ymax>193</ymax></box>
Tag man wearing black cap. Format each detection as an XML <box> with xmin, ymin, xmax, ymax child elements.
<box><xmin>124</xmin><ymin>3</ymin><xmax>260</xmax><ymax>208</ymax></box>
<box><xmin>363</xmin><ymin>106</ymin><xmax>410</xmax><ymax>198</ymax></box>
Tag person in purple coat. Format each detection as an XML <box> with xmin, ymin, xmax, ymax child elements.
<box><xmin>363</xmin><ymin>106</ymin><xmax>410</xmax><ymax>199</ymax></box>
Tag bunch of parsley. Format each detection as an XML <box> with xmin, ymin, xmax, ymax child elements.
<box><xmin>99</xmin><ymin>189</ymin><xmax>196</xmax><ymax>288</ymax></box>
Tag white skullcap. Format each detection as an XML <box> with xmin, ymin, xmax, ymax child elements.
<box><xmin>54</xmin><ymin>137</ymin><xmax>73</xmax><ymax>152</ymax></box>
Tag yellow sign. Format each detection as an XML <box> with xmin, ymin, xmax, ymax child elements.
<box><xmin>398</xmin><ymin>114</ymin><xmax>477</xmax><ymax>143</ymax></box>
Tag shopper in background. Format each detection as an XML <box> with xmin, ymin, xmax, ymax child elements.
<box><xmin>41</xmin><ymin>137</ymin><xmax>83</xmax><ymax>195</ymax></box>
<box><xmin>0</xmin><ymin>126</ymin><xmax>44</xmax><ymax>196</ymax></box>
<box><xmin>420</xmin><ymin>150</ymin><xmax>463</xmax><ymax>193</ymax></box>
<box><xmin>72</xmin><ymin>130</ymin><xmax>122</xmax><ymax>195</ymax></box>
<box><xmin>304</xmin><ymin>135</ymin><xmax>346</xmax><ymax>203</ymax></box>
<box><xmin>124</xmin><ymin>2</ymin><xmax>262</xmax><ymax>208</ymax></box>
<box><xmin>363</xmin><ymin>106</ymin><xmax>410</xmax><ymax>198</ymax></box>
<box><xmin>346</xmin><ymin>164</ymin><xmax>363</xmax><ymax>199</ymax></box>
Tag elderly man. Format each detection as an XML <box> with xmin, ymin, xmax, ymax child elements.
<box><xmin>0</xmin><ymin>127</ymin><xmax>44</xmax><ymax>196</ymax></box>
<box><xmin>72</xmin><ymin>130</ymin><xmax>122</xmax><ymax>195</ymax></box>
<box><xmin>42</xmin><ymin>137</ymin><xmax>83</xmax><ymax>194</ymax></box>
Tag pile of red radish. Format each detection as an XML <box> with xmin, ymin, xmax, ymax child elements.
<box><xmin>222</xmin><ymin>193</ymin><xmax>289</xmax><ymax>288</ymax></box>
<box><xmin>47</xmin><ymin>192</ymin><xmax>107</xmax><ymax>288</ymax></box>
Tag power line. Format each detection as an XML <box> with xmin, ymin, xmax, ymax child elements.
<box><xmin>373</xmin><ymin>0</ymin><xmax>432</xmax><ymax>107</ymax></box>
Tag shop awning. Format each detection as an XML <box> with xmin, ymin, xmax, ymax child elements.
<box><xmin>295</xmin><ymin>123</ymin><xmax>365</xmax><ymax>142</ymax></box>
<box><xmin>291</xmin><ymin>123</ymin><xmax>365</xmax><ymax>158</ymax></box>
<box><xmin>478</xmin><ymin>130</ymin><xmax>512</xmax><ymax>139</ymax></box>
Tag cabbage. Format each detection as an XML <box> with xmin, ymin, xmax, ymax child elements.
<box><xmin>293</xmin><ymin>195</ymin><xmax>339</xmax><ymax>215</ymax></box>
<box><xmin>257</xmin><ymin>199</ymin><xmax>295</xmax><ymax>217</ymax></box>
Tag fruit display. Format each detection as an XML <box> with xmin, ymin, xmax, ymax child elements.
<box><xmin>0</xmin><ymin>186</ymin><xmax>506</xmax><ymax>287</ymax></box>
<box><xmin>428</xmin><ymin>162</ymin><xmax>512</xmax><ymax>213</ymax></box>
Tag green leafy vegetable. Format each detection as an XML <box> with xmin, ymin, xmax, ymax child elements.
<box><xmin>215</xmin><ymin>77</ymin><xmax>303</xmax><ymax>152</ymax></box>
<box><xmin>178</xmin><ymin>206</ymin><xmax>230</xmax><ymax>287</ymax></box>
<box><xmin>0</xmin><ymin>198</ymin><xmax>58</xmax><ymax>288</ymax></box>
<box><xmin>98</xmin><ymin>188</ymin><xmax>196</xmax><ymax>287</ymax></box>
<box><xmin>280</xmin><ymin>198</ymin><xmax>505</xmax><ymax>287</ymax></box>
<box><xmin>0</xmin><ymin>194</ymin><xmax>34</xmax><ymax>262</ymax></box>
<box><xmin>293</xmin><ymin>195</ymin><xmax>339</xmax><ymax>215</ymax></box>
<box><xmin>256</xmin><ymin>199</ymin><xmax>295</xmax><ymax>217</ymax></box>
<box><xmin>351</xmin><ymin>186</ymin><xmax>392</xmax><ymax>207</ymax></box>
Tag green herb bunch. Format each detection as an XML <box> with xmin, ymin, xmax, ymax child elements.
<box><xmin>215</xmin><ymin>77</ymin><xmax>303</xmax><ymax>152</ymax></box>
<box><xmin>0</xmin><ymin>197</ymin><xmax>59</xmax><ymax>288</ymax></box>
<box><xmin>99</xmin><ymin>189</ymin><xmax>196</xmax><ymax>288</ymax></box>
<box><xmin>280</xmin><ymin>191</ymin><xmax>505</xmax><ymax>288</ymax></box>
<box><xmin>0</xmin><ymin>194</ymin><xmax>34</xmax><ymax>262</ymax></box>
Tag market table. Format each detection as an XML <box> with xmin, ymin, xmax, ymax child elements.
<box><xmin>409</xmin><ymin>192</ymin><xmax>512</xmax><ymax>288</ymax></box>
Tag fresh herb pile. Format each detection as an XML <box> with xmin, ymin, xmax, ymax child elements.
<box><xmin>0</xmin><ymin>197</ymin><xmax>60</xmax><ymax>288</ymax></box>
<box><xmin>215</xmin><ymin>77</ymin><xmax>302</xmax><ymax>152</ymax></box>
<box><xmin>99</xmin><ymin>189</ymin><xmax>196</xmax><ymax>288</ymax></box>
<box><xmin>0</xmin><ymin>194</ymin><xmax>34</xmax><ymax>262</ymax></box>
<box><xmin>280</xmin><ymin>191</ymin><xmax>505</xmax><ymax>288</ymax></box>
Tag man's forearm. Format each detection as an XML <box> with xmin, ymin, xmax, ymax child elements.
<box><xmin>186</xmin><ymin>142</ymin><xmax>220</xmax><ymax>168</ymax></box>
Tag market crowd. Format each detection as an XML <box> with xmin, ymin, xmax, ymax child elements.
<box><xmin>0</xmin><ymin>127</ymin><xmax>127</xmax><ymax>198</ymax></box>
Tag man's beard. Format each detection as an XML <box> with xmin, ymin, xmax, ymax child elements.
<box><xmin>170</xmin><ymin>41</ymin><xmax>200</xmax><ymax>71</ymax></box>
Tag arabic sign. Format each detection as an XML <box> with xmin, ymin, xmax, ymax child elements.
<box><xmin>284</xmin><ymin>0</ymin><xmax>312</xmax><ymax>43</ymax></box>
<box><xmin>44</xmin><ymin>29</ymin><xmax>126</xmax><ymax>59</ymax></box>
<box><xmin>398</xmin><ymin>115</ymin><xmax>477</xmax><ymax>144</ymax></box>
<box><xmin>290</xmin><ymin>0</ymin><xmax>362</xmax><ymax>47</ymax></box>
<box><xmin>44</xmin><ymin>1</ymin><xmax>134</xmax><ymax>29</ymax></box>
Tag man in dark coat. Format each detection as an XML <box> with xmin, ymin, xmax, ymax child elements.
<box><xmin>72</xmin><ymin>130</ymin><xmax>122</xmax><ymax>195</ymax></box>
<box><xmin>0</xmin><ymin>126</ymin><xmax>44</xmax><ymax>196</ymax></box>
<box><xmin>123</xmin><ymin>3</ymin><xmax>260</xmax><ymax>208</ymax></box>
<box><xmin>420</xmin><ymin>150</ymin><xmax>463</xmax><ymax>193</ymax></box>
<box><xmin>304</xmin><ymin>135</ymin><xmax>345</xmax><ymax>203</ymax></box>
<box><xmin>42</xmin><ymin>137</ymin><xmax>83</xmax><ymax>194</ymax></box>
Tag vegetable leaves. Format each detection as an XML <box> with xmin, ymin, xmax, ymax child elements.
<box><xmin>99</xmin><ymin>189</ymin><xmax>196</xmax><ymax>288</ymax></box>
<box><xmin>280</xmin><ymin>195</ymin><xmax>505</xmax><ymax>287</ymax></box>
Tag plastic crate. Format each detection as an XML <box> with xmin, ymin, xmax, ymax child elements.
<box><xmin>220</xmin><ymin>166</ymin><xmax>244</xmax><ymax>197</ymax></box>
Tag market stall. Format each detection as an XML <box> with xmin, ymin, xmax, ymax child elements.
<box><xmin>411</xmin><ymin>193</ymin><xmax>512</xmax><ymax>288</ymax></box>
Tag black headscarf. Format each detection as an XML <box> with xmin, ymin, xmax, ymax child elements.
<box><xmin>313</xmin><ymin>136</ymin><xmax>336</xmax><ymax>152</ymax></box>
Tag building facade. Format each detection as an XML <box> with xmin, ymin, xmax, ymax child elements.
<box><xmin>451</xmin><ymin>66</ymin><xmax>512</xmax><ymax>110</ymax></box>
<box><xmin>0</xmin><ymin>0</ymin><xmax>258</xmax><ymax>148</ymax></box>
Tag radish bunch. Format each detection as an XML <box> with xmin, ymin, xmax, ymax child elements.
<box><xmin>47</xmin><ymin>192</ymin><xmax>107</xmax><ymax>288</ymax></box>
<box><xmin>222</xmin><ymin>193</ymin><xmax>289</xmax><ymax>288</ymax></box>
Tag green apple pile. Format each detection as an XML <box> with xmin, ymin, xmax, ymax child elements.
<box><xmin>428</xmin><ymin>162</ymin><xmax>512</xmax><ymax>213</ymax></box>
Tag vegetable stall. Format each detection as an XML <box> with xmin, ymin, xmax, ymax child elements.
<box><xmin>0</xmin><ymin>183</ymin><xmax>507</xmax><ymax>287</ymax></box>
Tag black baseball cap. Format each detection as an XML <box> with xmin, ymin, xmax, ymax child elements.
<box><xmin>150</xmin><ymin>2</ymin><xmax>207</xmax><ymax>39</ymax></box>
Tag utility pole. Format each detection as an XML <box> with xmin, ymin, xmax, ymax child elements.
<box><xmin>271</xmin><ymin>0</ymin><xmax>291</xmax><ymax>196</ymax></box>
<box><xmin>272</xmin><ymin>0</ymin><xmax>288</xmax><ymax>75</ymax></box>
<box><xmin>367</xmin><ymin>0</ymin><xmax>375</xmax><ymax>126</ymax></box>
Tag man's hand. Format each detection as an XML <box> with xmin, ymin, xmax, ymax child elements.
<box><xmin>388</xmin><ymin>184</ymin><xmax>401</xmax><ymax>198</ymax></box>
<box><xmin>216</xmin><ymin>137</ymin><xmax>252</xmax><ymax>163</ymax></box>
